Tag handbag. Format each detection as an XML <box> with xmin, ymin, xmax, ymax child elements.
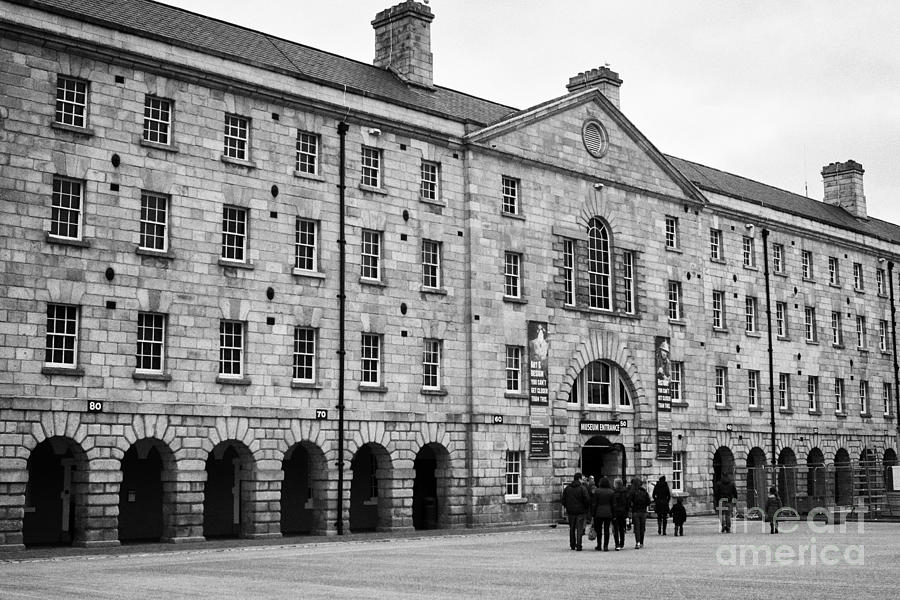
<box><xmin>587</xmin><ymin>524</ymin><xmax>597</xmax><ymax>541</ymax></box>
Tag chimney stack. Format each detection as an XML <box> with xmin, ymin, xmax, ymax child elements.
<box><xmin>372</xmin><ymin>1</ymin><xmax>435</xmax><ymax>89</ymax></box>
<box><xmin>566</xmin><ymin>66</ymin><xmax>623</xmax><ymax>108</ymax></box>
<box><xmin>822</xmin><ymin>160</ymin><xmax>867</xmax><ymax>219</ymax></box>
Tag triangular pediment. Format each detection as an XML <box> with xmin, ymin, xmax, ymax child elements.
<box><xmin>465</xmin><ymin>89</ymin><xmax>705</xmax><ymax>204</ymax></box>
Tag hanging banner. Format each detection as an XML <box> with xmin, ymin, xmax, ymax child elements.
<box><xmin>655</xmin><ymin>336</ymin><xmax>672</xmax><ymax>412</ymax></box>
<box><xmin>527</xmin><ymin>321</ymin><xmax>550</xmax><ymax>406</ymax></box>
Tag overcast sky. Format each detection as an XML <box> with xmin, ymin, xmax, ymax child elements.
<box><xmin>160</xmin><ymin>0</ymin><xmax>900</xmax><ymax>225</ymax></box>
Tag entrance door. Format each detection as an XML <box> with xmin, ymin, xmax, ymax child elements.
<box><xmin>23</xmin><ymin>441</ymin><xmax>75</xmax><ymax>546</ymax></box>
<box><xmin>281</xmin><ymin>446</ymin><xmax>312</xmax><ymax>535</ymax></box>
<box><xmin>413</xmin><ymin>446</ymin><xmax>438</xmax><ymax>530</ymax></box>
<box><xmin>581</xmin><ymin>437</ymin><xmax>626</xmax><ymax>484</ymax></box>
<box><xmin>119</xmin><ymin>445</ymin><xmax>163</xmax><ymax>542</ymax></box>
<box><xmin>204</xmin><ymin>446</ymin><xmax>241</xmax><ymax>538</ymax></box>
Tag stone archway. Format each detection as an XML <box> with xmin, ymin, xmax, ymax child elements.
<box><xmin>203</xmin><ymin>440</ymin><xmax>255</xmax><ymax>539</ymax></box>
<box><xmin>746</xmin><ymin>447</ymin><xmax>767</xmax><ymax>510</ymax></box>
<box><xmin>884</xmin><ymin>448</ymin><xmax>898</xmax><ymax>493</ymax></box>
<box><xmin>412</xmin><ymin>443</ymin><xmax>451</xmax><ymax>531</ymax></box>
<box><xmin>777</xmin><ymin>448</ymin><xmax>798</xmax><ymax>510</ymax></box>
<box><xmin>23</xmin><ymin>437</ymin><xmax>88</xmax><ymax>547</ymax></box>
<box><xmin>280</xmin><ymin>441</ymin><xmax>327</xmax><ymax>536</ymax></box>
<box><xmin>834</xmin><ymin>448</ymin><xmax>852</xmax><ymax>506</ymax></box>
<box><xmin>118</xmin><ymin>438</ymin><xmax>176</xmax><ymax>543</ymax></box>
<box><xmin>349</xmin><ymin>443</ymin><xmax>392</xmax><ymax>533</ymax></box>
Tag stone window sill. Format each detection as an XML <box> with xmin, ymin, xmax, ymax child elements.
<box><xmin>294</xmin><ymin>169</ymin><xmax>324</xmax><ymax>182</ymax></box>
<box><xmin>710</xmin><ymin>257</ymin><xmax>726</xmax><ymax>265</ymax></box>
<box><xmin>133</xmin><ymin>371</ymin><xmax>172</xmax><ymax>382</ymax></box>
<box><xmin>141</xmin><ymin>139</ymin><xmax>178</xmax><ymax>152</ymax></box>
<box><xmin>51</xmin><ymin>122</ymin><xmax>94</xmax><ymax>136</ymax></box>
<box><xmin>808</xmin><ymin>409</ymin><xmax>821</xmax><ymax>416</ymax></box>
<box><xmin>505</xmin><ymin>497</ymin><xmax>528</xmax><ymax>504</ymax></box>
<box><xmin>835</xmin><ymin>411</ymin><xmax>847</xmax><ymax>418</ymax></box>
<box><xmin>292</xmin><ymin>268</ymin><xmax>326</xmax><ymax>280</ymax></box>
<box><xmin>669</xmin><ymin>319</ymin><xmax>686</xmax><ymax>327</ymax></box>
<box><xmin>42</xmin><ymin>366</ymin><xmax>84</xmax><ymax>377</ymax></box>
<box><xmin>219</xmin><ymin>258</ymin><xmax>254</xmax><ymax>270</ymax></box>
<box><xmin>806</xmin><ymin>339</ymin><xmax>819</xmax><ymax>345</ymax></box>
<box><xmin>419</xmin><ymin>197</ymin><xmax>446</xmax><ymax>208</ymax></box>
<box><xmin>421</xmin><ymin>287</ymin><xmax>447</xmax><ymax>296</ymax></box>
<box><xmin>779</xmin><ymin>409</ymin><xmax>793</xmax><ymax>414</ymax></box>
<box><xmin>501</xmin><ymin>211</ymin><xmax>526</xmax><ymax>221</ymax></box>
<box><xmin>291</xmin><ymin>381</ymin><xmax>321</xmax><ymax>390</ymax></box>
<box><xmin>504</xmin><ymin>296</ymin><xmax>527</xmax><ymax>305</ymax></box>
<box><xmin>713</xmin><ymin>327</ymin><xmax>729</xmax><ymax>334</ymax></box>
<box><xmin>421</xmin><ymin>388</ymin><xmax>448</xmax><ymax>396</ymax></box>
<box><xmin>505</xmin><ymin>392</ymin><xmax>529</xmax><ymax>400</ymax></box>
<box><xmin>666</xmin><ymin>246</ymin><xmax>683</xmax><ymax>254</ymax></box>
<box><xmin>860</xmin><ymin>412</ymin><xmax>872</xmax><ymax>419</ymax></box>
<box><xmin>829</xmin><ymin>283</ymin><xmax>842</xmax><ymax>289</ymax></box>
<box><xmin>221</xmin><ymin>155</ymin><xmax>256</xmax><ymax>169</ymax></box>
<box><xmin>670</xmin><ymin>401</ymin><xmax>689</xmax><ymax>408</ymax></box>
<box><xmin>744</xmin><ymin>265</ymin><xmax>759</xmax><ymax>271</ymax></box>
<box><xmin>216</xmin><ymin>375</ymin><xmax>251</xmax><ymax>385</ymax></box>
<box><xmin>774</xmin><ymin>271</ymin><xmax>788</xmax><ymax>278</ymax></box>
<box><xmin>46</xmin><ymin>233</ymin><xmax>91</xmax><ymax>248</ymax></box>
<box><xmin>359</xmin><ymin>184</ymin><xmax>387</xmax><ymax>195</ymax></box>
<box><xmin>714</xmin><ymin>404</ymin><xmax>730</xmax><ymax>411</ymax></box>
<box><xmin>136</xmin><ymin>247</ymin><xmax>174</xmax><ymax>259</ymax></box>
<box><xmin>359</xmin><ymin>384</ymin><xmax>388</xmax><ymax>393</ymax></box>
<box><xmin>360</xmin><ymin>277</ymin><xmax>386</xmax><ymax>287</ymax></box>
<box><xmin>749</xmin><ymin>406</ymin><xmax>765</xmax><ymax>412</ymax></box>
<box><xmin>745</xmin><ymin>331</ymin><xmax>762</xmax><ymax>338</ymax></box>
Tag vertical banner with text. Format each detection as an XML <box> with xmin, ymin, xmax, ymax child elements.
<box><xmin>527</xmin><ymin>321</ymin><xmax>550</xmax><ymax>406</ymax></box>
<box><xmin>655</xmin><ymin>336</ymin><xmax>672</xmax><ymax>412</ymax></box>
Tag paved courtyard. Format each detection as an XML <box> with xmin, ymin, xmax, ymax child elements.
<box><xmin>2</xmin><ymin>516</ymin><xmax>899</xmax><ymax>599</ymax></box>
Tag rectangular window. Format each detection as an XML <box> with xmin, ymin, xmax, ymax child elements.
<box><xmin>853</xmin><ymin>263</ymin><xmax>864</xmax><ymax>291</ymax></box>
<box><xmin>829</xmin><ymin>257</ymin><xmax>839</xmax><ymax>285</ymax></box>
<box><xmin>884</xmin><ymin>383</ymin><xmax>893</xmax><ymax>417</ymax></box>
<box><xmin>563</xmin><ymin>240</ymin><xmax>575</xmax><ymax>307</ymax></box>
<box><xmin>143</xmin><ymin>96</ymin><xmax>172</xmax><ymax>145</ymax></box>
<box><xmin>50</xmin><ymin>176</ymin><xmax>83</xmax><ymax>240</ymax></box>
<box><xmin>292</xmin><ymin>327</ymin><xmax>316</xmax><ymax>383</ymax></box>
<box><xmin>505</xmin><ymin>450</ymin><xmax>522</xmax><ymax>499</ymax></box>
<box><xmin>504</xmin><ymin>252</ymin><xmax>522</xmax><ymax>299</ymax></box>
<box><xmin>745</xmin><ymin>297</ymin><xmax>758</xmax><ymax>333</ymax></box>
<box><xmin>422</xmin><ymin>239</ymin><xmax>441</xmax><ymax>289</ymax></box>
<box><xmin>665</xmin><ymin>216</ymin><xmax>678</xmax><ymax>249</ymax></box>
<box><xmin>831</xmin><ymin>311</ymin><xmax>843</xmax><ymax>346</ymax></box>
<box><xmin>835</xmin><ymin>378</ymin><xmax>844</xmax><ymax>414</ymax></box>
<box><xmin>506</xmin><ymin>346</ymin><xmax>523</xmax><ymax>393</ymax></box>
<box><xmin>856</xmin><ymin>315</ymin><xmax>867</xmax><ymax>349</ymax></box>
<box><xmin>622</xmin><ymin>251</ymin><xmax>635</xmax><ymax>314</ymax></box>
<box><xmin>45</xmin><ymin>304</ymin><xmax>78</xmax><ymax>367</ymax></box>
<box><xmin>139</xmin><ymin>192</ymin><xmax>168</xmax><ymax>252</ymax></box>
<box><xmin>710</xmin><ymin>229</ymin><xmax>723</xmax><ymax>260</ymax></box>
<box><xmin>422</xmin><ymin>339</ymin><xmax>442</xmax><ymax>390</ymax></box>
<box><xmin>361</xmin><ymin>230</ymin><xmax>381</xmax><ymax>280</ymax></box>
<box><xmin>877</xmin><ymin>269</ymin><xmax>886</xmax><ymax>295</ymax></box>
<box><xmin>223</xmin><ymin>114</ymin><xmax>249</xmax><ymax>160</ymax></box>
<box><xmin>715</xmin><ymin>367</ymin><xmax>727</xmax><ymax>406</ymax></box>
<box><xmin>808</xmin><ymin>376</ymin><xmax>819</xmax><ymax>413</ymax></box>
<box><xmin>880</xmin><ymin>320</ymin><xmax>891</xmax><ymax>352</ymax></box>
<box><xmin>860</xmin><ymin>381</ymin><xmax>869</xmax><ymax>415</ymax></box>
<box><xmin>221</xmin><ymin>206</ymin><xmax>247</xmax><ymax>262</ymax></box>
<box><xmin>779</xmin><ymin>373</ymin><xmax>790</xmax><ymax>410</ymax></box>
<box><xmin>742</xmin><ymin>236</ymin><xmax>755</xmax><ymax>267</ymax></box>
<box><xmin>802</xmin><ymin>250</ymin><xmax>813</xmax><ymax>279</ymax></box>
<box><xmin>218</xmin><ymin>320</ymin><xmax>244</xmax><ymax>377</ymax></box>
<box><xmin>501</xmin><ymin>176</ymin><xmax>519</xmax><ymax>215</ymax></box>
<box><xmin>670</xmin><ymin>362</ymin><xmax>683</xmax><ymax>403</ymax></box>
<box><xmin>136</xmin><ymin>312</ymin><xmax>165</xmax><ymax>373</ymax></box>
<box><xmin>295</xmin><ymin>131</ymin><xmax>319</xmax><ymax>175</ymax></box>
<box><xmin>587</xmin><ymin>361</ymin><xmax>611</xmax><ymax>406</ymax></box>
<box><xmin>361</xmin><ymin>333</ymin><xmax>381</xmax><ymax>386</ymax></box>
<box><xmin>668</xmin><ymin>281</ymin><xmax>682</xmax><ymax>320</ymax></box>
<box><xmin>804</xmin><ymin>306</ymin><xmax>817</xmax><ymax>342</ymax></box>
<box><xmin>776</xmin><ymin>302</ymin><xmax>787</xmax><ymax>338</ymax></box>
<box><xmin>772</xmin><ymin>243</ymin><xmax>784</xmax><ymax>273</ymax></box>
<box><xmin>294</xmin><ymin>219</ymin><xmax>318</xmax><ymax>272</ymax></box>
<box><xmin>712</xmin><ymin>290</ymin><xmax>725</xmax><ymax>329</ymax></box>
<box><xmin>420</xmin><ymin>161</ymin><xmax>440</xmax><ymax>201</ymax></box>
<box><xmin>748</xmin><ymin>370</ymin><xmax>759</xmax><ymax>408</ymax></box>
<box><xmin>55</xmin><ymin>75</ymin><xmax>88</xmax><ymax>128</ymax></box>
<box><xmin>361</xmin><ymin>146</ymin><xmax>382</xmax><ymax>187</ymax></box>
<box><xmin>671</xmin><ymin>452</ymin><xmax>684</xmax><ymax>492</ymax></box>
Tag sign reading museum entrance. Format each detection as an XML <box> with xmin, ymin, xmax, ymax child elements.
<box><xmin>579</xmin><ymin>420</ymin><xmax>627</xmax><ymax>435</ymax></box>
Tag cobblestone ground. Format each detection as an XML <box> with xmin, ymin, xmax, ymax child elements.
<box><xmin>2</xmin><ymin>517</ymin><xmax>899</xmax><ymax>599</ymax></box>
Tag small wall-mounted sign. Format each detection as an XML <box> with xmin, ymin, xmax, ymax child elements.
<box><xmin>579</xmin><ymin>420</ymin><xmax>624</xmax><ymax>435</ymax></box>
<box><xmin>492</xmin><ymin>415</ymin><xmax>504</xmax><ymax>424</ymax></box>
<box><xmin>726</xmin><ymin>423</ymin><xmax>734</xmax><ymax>432</ymax></box>
<box><xmin>87</xmin><ymin>401</ymin><xmax>103</xmax><ymax>413</ymax></box>
<box><xmin>315</xmin><ymin>409</ymin><xmax>328</xmax><ymax>420</ymax></box>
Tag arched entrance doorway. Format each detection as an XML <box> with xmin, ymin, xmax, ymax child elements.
<box><xmin>834</xmin><ymin>448</ymin><xmax>852</xmax><ymax>506</ymax></box>
<box><xmin>203</xmin><ymin>441</ymin><xmax>253</xmax><ymax>539</ymax></box>
<box><xmin>884</xmin><ymin>449</ymin><xmax>898</xmax><ymax>493</ymax></box>
<box><xmin>23</xmin><ymin>437</ymin><xmax>86</xmax><ymax>547</ymax></box>
<box><xmin>281</xmin><ymin>442</ymin><xmax>327</xmax><ymax>536</ymax></box>
<box><xmin>777</xmin><ymin>448</ymin><xmax>798</xmax><ymax>510</ymax></box>
<box><xmin>581</xmin><ymin>436</ymin><xmax>626</xmax><ymax>485</ymax></box>
<box><xmin>712</xmin><ymin>446</ymin><xmax>735</xmax><ymax>497</ymax></box>
<box><xmin>350</xmin><ymin>443</ymin><xmax>391</xmax><ymax>533</ymax></box>
<box><xmin>806</xmin><ymin>448</ymin><xmax>827</xmax><ymax>509</ymax></box>
<box><xmin>412</xmin><ymin>443</ymin><xmax>450</xmax><ymax>530</ymax></box>
<box><xmin>746</xmin><ymin>447</ymin><xmax>767</xmax><ymax>510</ymax></box>
<box><xmin>119</xmin><ymin>439</ymin><xmax>172</xmax><ymax>543</ymax></box>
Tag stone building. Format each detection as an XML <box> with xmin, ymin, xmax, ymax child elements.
<box><xmin>1</xmin><ymin>0</ymin><xmax>897</xmax><ymax>548</ymax></box>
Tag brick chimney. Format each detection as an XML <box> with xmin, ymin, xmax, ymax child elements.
<box><xmin>566</xmin><ymin>66</ymin><xmax>623</xmax><ymax>108</ymax></box>
<box><xmin>372</xmin><ymin>1</ymin><xmax>435</xmax><ymax>89</ymax></box>
<box><xmin>822</xmin><ymin>160</ymin><xmax>867</xmax><ymax>219</ymax></box>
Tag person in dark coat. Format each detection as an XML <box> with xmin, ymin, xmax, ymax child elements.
<box><xmin>765</xmin><ymin>486</ymin><xmax>782</xmax><ymax>534</ymax></box>
<box><xmin>627</xmin><ymin>477</ymin><xmax>651</xmax><ymax>549</ymax></box>
<box><xmin>652</xmin><ymin>475</ymin><xmax>671</xmax><ymax>535</ymax></box>
<box><xmin>590</xmin><ymin>477</ymin><xmax>614</xmax><ymax>551</ymax></box>
<box><xmin>561</xmin><ymin>472</ymin><xmax>591</xmax><ymax>550</ymax></box>
<box><xmin>610</xmin><ymin>478</ymin><xmax>629</xmax><ymax>551</ymax></box>
<box><xmin>713</xmin><ymin>473</ymin><xmax>738</xmax><ymax>533</ymax></box>
<box><xmin>671</xmin><ymin>496</ymin><xmax>687</xmax><ymax>536</ymax></box>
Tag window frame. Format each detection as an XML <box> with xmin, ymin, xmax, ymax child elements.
<box><xmin>742</xmin><ymin>236</ymin><xmax>755</xmax><ymax>268</ymax></box>
<box><xmin>45</xmin><ymin>303</ymin><xmax>79</xmax><ymax>368</ymax></box>
<box><xmin>670</xmin><ymin>361</ymin><xmax>683</xmax><ymax>403</ymax></box>
<box><xmin>804</xmin><ymin>306</ymin><xmax>817</xmax><ymax>342</ymax></box>
<box><xmin>712</xmin><ymin>290</ymin><xmax>725</xmax><ymax>329</ymax></box>
<box><xmin>420</xmin><ymin>160</ymin><xmax>440</xmax><ymax>202</ymax></box>
<box><xmin>835</xmin><ymin>378</ymin><xmax>845</xmax><ymax>414</ymax></box>
<box><xmin>296</xmin><ymin>130</ymin><xmax>320</xmax><ymax>176</ymax></box>
<box><xmin>504</xmin><ymin>450</ymin><xmax>523</xmax><ymax>499</ymax></box>
<box><xmin>880</xmin><ymin>319</ymin><xmax>891</xmax><ymax>352</ymax></box>
<box><xmin>501</xmin><ymin>176</ymin><xmax>520</xmax><ymax>216</ymax></box>
<box><xmin>422</xmin><ymin>338</ymin><xmax>442</xmax><ymax>391</ymax></box>
<box><xmin>504</xmin><ymin>251</ymin><xmax>522</xmax><ymax>299</ymax></box>
<box><xmin>831</xmin><ymin>311</ymin><xmax>843</xmax><ymax>346</ymax></box>
<box><xmin>50</xmin><ymin>176</ymin><xmax>84</xmax><ymax>241</ymax></box>
<box><xmin>808</xmin><ymin>376</ymin><xmax>819</xmax><ymax>413</ymax></box>
<box><xmin>714</xmin><ymin>366</ymin><xmax>728</xmax><ymax>407</ymax></box>
<box><xmin>139</xmin><ymin>191</ymin><xmax>169</xmax><ymax>252</ymax></box>
<box><xmin>587</xmin><ymin>218</ymin><xmax>612</xmax><ymax>310</ymax></box>
<box><xmin>360</xmin><ymin>332</ymin><xmax>382</xmax><ymax>387</ymax></box>
<box><xmin>779</xmin><ymin>373</ymin><xmax>791</xmax><ymax>410</ymax></box>
<box><xmin>142</xmin><ymin>95</ymin><xmax>173</xmax><ymax>146</ymax></box>
<box><xmin>668</xmin><ymin>281</ymin><xmax>682</xmax><ymax>321</ymax></box>
<box><xmin>772</xmin><ymin>243</ymin><xmax>784</xmax><ymax>273</ymax></box>
<box><xmin>884</xmin><ymin>382</ymin><xmax>893</xmax><ymax>417</ymax></box>
<box><xmin>136</xmin><ymin>312</ymin><xmax>166</xmax><ymax>374</ymax></box>
<box><xmin>292</xmin><ymin>326</ymin><xmax>317</xmax><ymax>384</ymax></box>
<box><xmin>294</xmin><ymin>218</ymin><xmax>318</xmax><ymax>273</ymax></box>
<box><xmin>710</xmin><ymin>229</ymin><xmax>723</xmax><ymax>261</ymax></box>
<box><xmin>776</xmin><ymin>302</ymin><xmax>787</xmax><ymax>338</ymax></box>
<box><xmin>828</xmin><ymin>257</ymin><xmax>839</xmax><ymax>286</ymax></box>
<box><xmin>671</xmin><ymin>452</ymin><xmax>684</xmax><ymax>492</ymax></box>
<box><xmin>223</xmin><ymin>113</ymin><xmax>250</xmax><ymax>161</ymax></box>
<box><xmin>856</xmin><ymin>315</ymin><xmax>867</xmax><ymax>349</ymax></box>
<box><xmin>745</xmin><ymin>296</ymin><xmax>758</xmax><ymax>333</ymax></box>
<box><xmin>665</xmin><ymin>216</ymin><xmax>679</xmax><ymax>249</ymax></box>
<box><xmin>801</xmin><ymin>250</ymin><xmax>813</xmax><ymax>279</ymax></box>
<box><xmin>859</xmin><ymin>380</ymin><xmax>869</xmax><ymax>415</ymax></box>
<box><xmin>877</xmin><ymin>268</ymin><xmax>886</xmax><ymax>295</ymax></box>
<box><xmin>622</xmin><ymin>251</ymin><xmax>635</xmax><ymax>315</ymax></box>
<box><xmin>505</xmin><ymin>345</ymin><xmax>523</xmax><ymax>394</ymax></box>
<box><xmin>422</xmin><ymin>239</ymin><xmax>442</xmax><ymax>290</ymax></box>
<box><xmin>221</xmin><ymin>205</ymin><xmax>248</xmax><ymax>263</ymax></box>
<box><xmin>218</xmin><ymin>320</ymin><xmax>245</xmax><ymax>378</ymax></box>
<box><xmin>563</xmin><ymin>239</ymin><xmax>576</xmax><ymax>307</ymax></box>
<box><xmin>360</xmin><ymin>229</ymin><xmax>382</xmax><ymax>281</ymax></box>
<box><xmin>853</xmin><ymin>263</ymin><xmax>864</xmax><ymax>291</ymax></box>
<box><xmin>55</xmin><ymin>75</ymin><xmax>88</xmax><ymax>129</ymax></box>
<box><xmin>748</xmin><ymin>370</ymin><xmax>759</xmax><ymax>408</ymax></box>
<box><xmin>361</xmin><ymin>145</ymin><xmax>382</xmax><ymax>188</ymax></box>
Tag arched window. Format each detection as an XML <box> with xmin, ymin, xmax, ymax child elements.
<box><xmin>571</xmin><ymin>360</ymin><xmax>632</xmax><ymax>410</ymax></box>
<box><xmin>588</xmin><ymin>218</ymin><xmax>611</xmax><ymax>310</ymax></box>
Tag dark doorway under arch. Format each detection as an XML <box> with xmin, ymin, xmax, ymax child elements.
<box><xmin>746</xmin><ymin>447</ymin><xmax>767</xmax><ymax>510</ymax></box>
<box><xmin>23</xmin><ymin>437</ymin><xmax>85</xmax><ymax>547</ymax></box>
<box><xmin>884</xmin><ymin>449</ymin><xmax>898</xmax><ymax>493</ymax></box>
<box><xmin>281</xmin><ymin>444</ymin><xmax>313</xmax><ymax>536</ymax></box>
<box><xmin>350</xmin><ymin>444</ymin><xmax>390</xmax><ymax>533</ymax></box>
<box><xmin>834</xmin><ymin>448</ymin><xmax>852</xmax><ymax>505</ymax></box>
<box><xmin>581</xmin><ymin>436</ymin><xmax>626</xmax><ymax>485</ymax></box>
<box><xmin>203</xmin><ymin>443</ymin><xmax>251</xmax><ymax>539</ymax></box>
<box><xmin>119</xmin><ymin>442</ymin><xmax>165</xmax><ymax>543</ymax></box>
<box><xmin>806</xmin><ymin>448</ymin><xmax>827</xmax><ymax>507</ymax></box>
<box><xmin>412</xmin><ymin>444</ymin><xmax>451</xmax><ymax>531</ymax></box>
<box><xmin>777</xmin><ymin>448</ymin><xmax>798</xmax><ymax>509</ymax></box>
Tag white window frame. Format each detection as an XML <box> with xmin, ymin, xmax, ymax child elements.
<box><xmin>422</xmin><ymin>338</ymin><xmax>442</xmax><ymax>390</ymax></box>
<box><xmin>779</xmin><ymin>373</ymin><xmax>790</xmax><ymax>410</ymax></box>
<box><xmin>802</xmin><ymin>250</ymin><xmax>813</xmax><ymax>279</ymax></box>
<box><xmin>712</xmin><ymin>290</ymin><xmax>724</xmax><ymax>329</ymax></box>
<box><xmin>55</xmin><ymin>75</ymin><xmax>88</xmax><ymax>128</ymax></box>
<box><xmin>714</xmin><ymin>367</ymin><xmax>727</xmax><ymax>407</ymax></box>
<box><xmin>670</xmin><ymin>362</ymin><xmax>683</xmax><ymax>403</ymax></box>
<box><xmin>835</xmin><ymin>378</ymin><xmax>845</xmax><ymax>414</ymax></box>
<box><xmin>880</xmin><ymin>320</ymin><xmax>890</xmax><ymax>352</ymax></box>
<box><xmin>829</xmin><ymin>257</ymin><xmax>839</xmax><ymax>285</ymax></box>
<box><xmin>139</xmin><ymin>191</ymin><xmax>168</xmax><ymax>252</ymax></box>
<box><xmin>804</xmin><ymin>306</ymin><xmax>817</xmax><ymax>342</ymax></box>
<box><xmin>360</xmin><ymin>333</ymin><xmax>382</xmax><ymax>387</ymax></box>
<box><xmin>50</xmin><ymin>176</ymin><xmax>83</xmax><ymax>241</ymax></box>
<box><xmin>505</xmin><ymin>345</ymin><xmax>523</xmax><ymax>394</ymax></box>
<box><xmin>292</xmin><ymin>326</ymin><xmax>316</xmax><ymax>383</ymax></box>
<box><xmin>877</xmin><ymin>269</ymin><xmax>886</xmax><ymax>295</ymax></box>
<box><xmin>808</xmin><ymin>376</ymin><xmax>819</xmax><ymax>413</ymax></box>
<box><xmin>501</xmin><ymin>176</ymin><xmax>519</xmax><ymax>215</ymax></box>
<box><xmin>742</xmin><ymin>236</ymin><xmax>755</xmax><ymax>268</ymax></box>
<box><xmin>772</xmin><ymin>243</ymin><xmax>784</xmax><ymax>273</ymax></box>
<box><xmin>223</xmin><ymin>113</ymin><xmax>249</xmax><ymax>160</ymax></box>
<box><xmin>45</xmin><ymin>303</ymin><xmax>79</xmax><ymax>368</ymax></box>
<box><xmin>588</xmin><ymin>218</ymin><xmax>611</xmax><ymax>310</ymax></box>
<box><xmin>143</xmin><ymin>95</ymin><xmax>172</xmax><ymax>145</ymax></box>
<box><xmin>856</xmin><ymin>315</ymin><xmax>867</xmax><ymax>349</ymax></box>
<box><xmin>221</xmin><ymin>205</ymin><xmax>247</xmax><ymax>263</ymax></box>
<box><xmin>422</xmin><ymin>239</ymin><xmax>441</xmax><ymax>289</ymax></box>
<box><xmin>860</xmin><ymin>380</ymin><xmax>869</xmax><ymax>415</ymax></box>
<box><xmin>504</xmin><ymin>450</ymin><xmax>523</xmax><ymax>499</ymax></box>
<box><xmin>294</xmin><ymin>218</ymin><xmax>318</xmax><ymax>273</ymax></box>
<box><xmin>831</xmin><ymin>311</ymin><xmax>843</xmax><ymax>346</ymax></box>
<box><xmin>665</xmin><ymin>216</ymin><xmax>678</xmax><ymax>249</ymax></box>
<box><xmin>360</xmin><ymin>230</ymin><xmax>382</xmax><ymax>281</ymax></box>
<box><xmin>668</xmin><ymin>281</ymin><xmax>682</xmax><ymax>321</ymax></box>
<box><xmin>745</xmin><ymin>297</ymin><xmax>757</xmax><ymax>333</ymax></box>
<box><xmin>563</xmin><ymin>240</ymin><xmax>575</xmax><ymax>307</ymax></box>
<box><xmin>748</xmin><ymin>370</ymin><xmax>759</xmax><ymax>408</ymax></box>
<box><xmin>504</xmin><ymin>252</ymin><xmax>522</xmax><ymax>299</ymax></box>
<box><xmin>853</xmin><ymin>263</ymin><xmax>864</xmax><ymax>291</ymax></box>
<box><xmin>884</xmin><ymin>382</ymin><xmax>893</xmax><ymax>417</ymax></box>
<box><xmin>361</xmin><ymin>145</ymin><xmax>382</xmax><ymax>188</ymax></box>
<box><xmin>622</xmin><ymin>251</ymin><xmax>635</xmax><ymax>315</ymax></box>
<box><xmin>296</xmin><ymin>131</ymin><xmax>319</xmax><ymax>175</ymax></box>
<box><xmin>710</xmin><ymin>229</ymin><xmax>722</xmax><ymax>261</ymax></box>
<box><xmin>776</xmin><ymin>302</ymin><xmax>787</xmax><ymax>338</ymax></box>
<box><xmin>420</xmin><ymin>161</ymin><xmax>440</xmax><ymax>201</ymax></box>
<box><xmin>671</xmin><ymin>452</ymin><xmax>684</xmax><ymax>492</ymax></box>
<box><xmin>136</xmin><ymin>312</ymin><xmax>165</xmax><ymax>374</ymax></box>
<box><xmin>218</xmin><ymin>320</ymin><xmax>244</xmax><ymax>378</ymax></box>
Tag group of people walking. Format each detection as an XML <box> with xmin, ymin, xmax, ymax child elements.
<box><xmin>561</xmin><ymin>473</ymin><xmax>686</xmax><ymax>551</ymax></box>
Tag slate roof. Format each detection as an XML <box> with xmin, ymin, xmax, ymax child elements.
<box><xmin>9</xmin><ymin>0</ymin><xmax>517</xmax><ymax>126</ymax></box>
<box><xmin>666</xmin><ymin>155</ymin><xmax>900</xmax><ymax>244</ymax></box>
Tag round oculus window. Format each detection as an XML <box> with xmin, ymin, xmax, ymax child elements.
<box><xmin>582</xmin><ymin>120</ymin><xmax>609</xmax><ymax>158</ymax></box>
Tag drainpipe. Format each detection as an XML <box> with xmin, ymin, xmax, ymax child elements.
<box><xmin>336</xmin><ymin>121</ymin><xmax>349</xmax><ymax>535</ymax></box>
<box><xmin>761</xmin><ymin>228</ymin><xmax>777</xmax><ymax>486</ymax></box>
<box><xmin>889</xmin><ymin>262</ymin><xmax>900</xmax><ymax>434</ymax></box>
<box><xmin>462</xmin><ymin>143</ymin><xmax>475</xmax><ymax>528</ymax></box>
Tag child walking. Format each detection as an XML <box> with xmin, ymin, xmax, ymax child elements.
<box><xmin>671</xmin><ymin>496</ymin><xmax>687</xmax><ymax>536</ymax></box>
